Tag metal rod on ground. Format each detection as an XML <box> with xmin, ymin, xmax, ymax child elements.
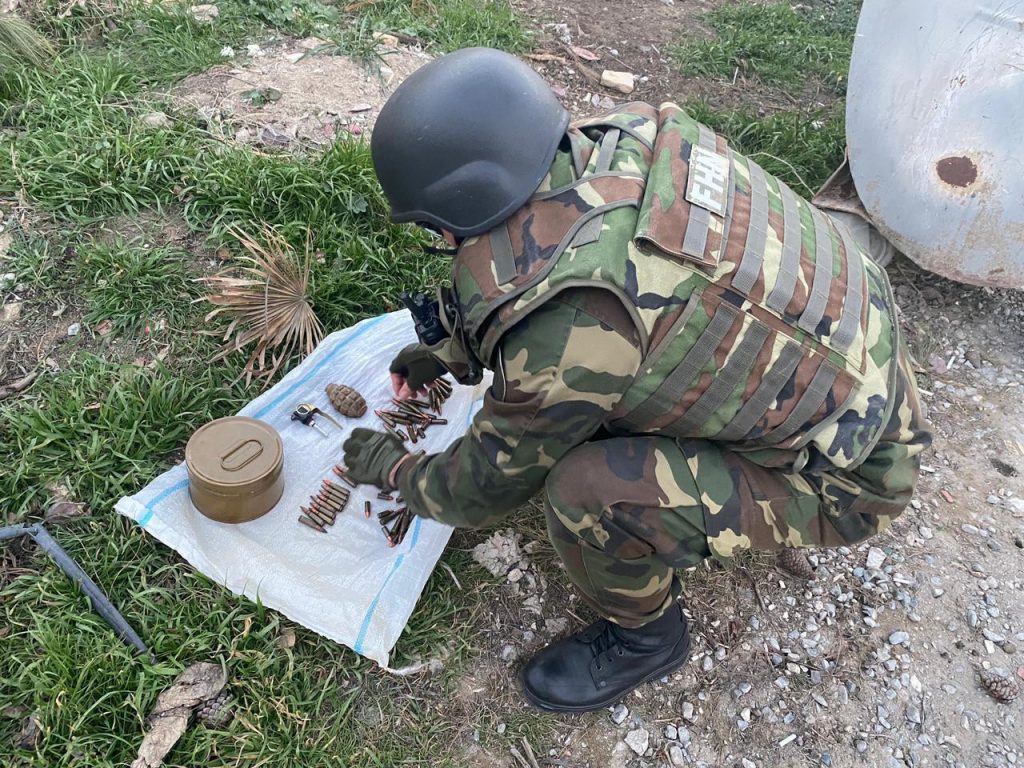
<box><xmin>0</xmin><ymin>523</ymin><xmax>153</xmax><ymax>660</ymax></box>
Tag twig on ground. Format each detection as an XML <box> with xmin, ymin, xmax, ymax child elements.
<box><xmin>0</xmin><ymin>370</ymin><xmax>39</xmax><ymax>401</ymax></box>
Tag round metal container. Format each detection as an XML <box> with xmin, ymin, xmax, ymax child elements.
<box><xmin>185</xmin><ymin>416</ymin><xmax>284</xmax><ymax>524</ymax></box>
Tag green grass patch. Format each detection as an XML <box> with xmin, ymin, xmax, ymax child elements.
<box><xmin>675</xmin><ymin>0</ymin><xmax>861</xmax><ymax>93</ymax></box>
<box><xmin>0</xmin><ymin>356</ymin><xmax>244</xmax><ymax>512</ymax></box>
<box><xmin>687</xmin><ymin>100</ymin><xmax>846</xmax><ymax>193</ymax></box>
<box><xmin>77</xmin><ymin>241</ymin><xmax>199</xmax><ymax>332</ymax></box>
<box><xmin>358</xmin><ymin>0</ymin><xmax>532</xmax><ymax>53</ymax></box>
<box><xmin>0</xmin><ymin>1</ymin><xmax>532</xmax><ymax>765</ymax></box>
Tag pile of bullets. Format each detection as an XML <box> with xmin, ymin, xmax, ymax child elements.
<box><xmin>297</xmin><ymin>478</ymin><xmax>350</xmax><ymax>533</ymax></box>
<box><xmin>374</xmin><ymin>377</ymin><xmax>453</xmax><ymax>444</ymax></box>
<box><xmin>373</xmin><ymin>492</ymin><xmax>413</xmax><ymax>547</ymax></box>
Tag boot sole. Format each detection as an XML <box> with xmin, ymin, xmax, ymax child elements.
<box><xmin>520</xmin><ymin>632</ymin><xmax>692</xmax><ymax>714</ymax></box>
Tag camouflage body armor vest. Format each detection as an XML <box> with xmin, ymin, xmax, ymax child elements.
<box><xmin>451</xmin><ymin>103</ymin><xmax>901</xmax><ymax>472</ymax></box>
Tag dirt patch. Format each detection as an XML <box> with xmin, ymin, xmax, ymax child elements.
<box><xmin>513</xmin><ymin>0</ymin><xmax>817</xmax><ymax>118</ymax></box>
<box><xmin>172</xmin><ymin>39</ymin><xmax>433</xmax><ymax>147</ymax></box>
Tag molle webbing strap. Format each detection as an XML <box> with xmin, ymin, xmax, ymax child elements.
<box><xmin>571</xmin><ymin>129</ymin><xmax>622</xmax><ymax>248</ymax></box>
<box><xmin>716</xmin><ymin>341</ymin><xmax>805</xmax><ymax>442</ymax></box>
<box><xmin>766</xmin><ymin>182</ymin><xmax>803</xmax><ymax>314</ymax></box>
<box><xmin>679</xmin><ymin>124</ymin><xmax>722</xmax><ymax>263</ymax></box>
<box><xmin>761</xmin><ymin>358</ymin><xmax>840</xmax><ymax>445</ymax></box>
<box><xmin>832</xmin><ymin>224</ymin><xmax>865</xmax><ymax>353</ymax></box>
<box><xmin>669</xmin><ymin>320</ymin><xmax>771</xmax><ymax>435</ymax></box>
<box><xmin>731</xmin><ymin>160</ymin><xmax>771</xmax><ymax>294</ymax></box>
<box><xmin>490</xmin><ymin>225</ymin><xmax>518</xmax><ymax>285</ymax></box>
<box><xmin>623</xmin><ymin>302</ymin><xmax>740</xmax><ymax>427</ymax></box>
<box><xmin>798</xmin><ymin>208</ymin><xmax>835</xmax><ymax>334</ymax></box>
<box><xmin>595</xmin><ymin>128</ymin><xmax>621</xmax><ymax>172</ymax></box>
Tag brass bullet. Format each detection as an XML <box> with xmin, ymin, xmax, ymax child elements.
<box><xmin>314</xmin><ymin>493</ymin><xmax>344</xmax><ymax>511</ymax></box>
<box><xmin>307</xmin><ymin>508</ymin><xmax>333</xmax><ymax>526</ymax></box>
<box><xmin>298</xmin><ymin>515</ymin><xmax>326</xmax><ymax>533</ymax></box>
<box><xmin>364</xmin><ymin>500</ymin><xmax>372</xmax><ymax>519</ymax></box>
<box><xmin>320</xmin><ymin>481</ymin><xmax>350</xmax><ymax>500</ymax></box>
<box><xmin>332</xmin><ymin>465</ymin><xmax>358</xmax><ymax>487</ymax></box>
<box><xmin>378</xmin><ymin>508</ymin><xmax>402</xmax><ymax>525</ymax></box>
<box><xmin>377</xmin><ymin>492</ymin><xmax>394</xmax><ymax>501</ymax></box>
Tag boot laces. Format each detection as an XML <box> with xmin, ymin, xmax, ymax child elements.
<box><xmin>586</xmin><ymin>622</ymin><xmax>626</xmax><ymax>672</ymax></box>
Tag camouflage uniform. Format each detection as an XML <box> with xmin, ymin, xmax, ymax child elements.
<box><xmin>396</xmin><ymin>102</ymin><xmax>932</xmax><ymax>627</ymax></box>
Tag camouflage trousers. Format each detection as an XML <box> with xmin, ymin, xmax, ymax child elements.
<box><xmin>544</xmin><ymin>360</ymin><xmax>931</xmax><ymax>628</ymax></box>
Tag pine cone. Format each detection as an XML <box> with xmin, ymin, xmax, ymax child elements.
<box><xmin>325</xmin><ymin>383</ymin><xmax>367</xmax><ymax>418</ymax></box>
<box><xmin>196</xmin><ymin>690</ymin><xmax>234</xmax><ymax>727</ymax></box>
<box><xmin>980</xmin><ymin>670</ymin><xmax>1020</xmax><ymax>703</ymax></box>
<box><xmin>776</xmin><ymin>548</ymin><xmax>816</xmax><ymax>580</ymax></box>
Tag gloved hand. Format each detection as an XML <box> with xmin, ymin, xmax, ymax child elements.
<box><xmin>389</xmin><ymin>343</ymin><xmax>447</xmax><ymax>392</ymax></box>
<box><xmin>342</xmin><ymin>428</ymin><xmax>408</xmax><ymax>488</ymax></box>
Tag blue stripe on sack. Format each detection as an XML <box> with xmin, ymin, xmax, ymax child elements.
<box><xmin>138</xmin><ymin>478</ymin><xmax>190</xmax><ymax>527</ymax></box>
<box><xmin>353</xmin><ymin>516</ymin><xmax>423</xmax><ymax>654</ymax></box>
<box><xmin>137</xmin><ymin>315</ymin><xmax>388</xmax><ymax>529</ymax></box>
<box><xmin>352</xmin><ymin>392</ymin><xmax>486</xmax><ymax>656</ymax></box>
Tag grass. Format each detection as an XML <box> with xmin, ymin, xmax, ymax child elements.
<box><xmin>0</xmin><ymin>0</ymin><xmax>535</xmax><ymax>765</ymax></box>
<box><xmin>675</xmin><ymin>0</ymin><xmax>861</xmax><ymax>94</ymax></box>
<box><xmin>78</xmin><ymin>241</ymin><xmax>199</xmax><ymax>332</ymax></box>
<box><xmin>687</xmin><ymin>100</ymin><xmax>846</xmax><ymax>195</ymax></box>
<box><xmin>676</xmin><ymin>0</ymin><xmax>861</xmax><ymax>192</ymax></box>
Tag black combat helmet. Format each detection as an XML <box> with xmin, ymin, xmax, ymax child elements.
<box><xmin>371</xmin><ymin>47</ymin><xmax>570</xmax><ymax>239</ymax></box>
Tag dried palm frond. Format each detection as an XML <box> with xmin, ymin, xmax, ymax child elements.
<box><xmin>199</xmin><ymin>225</ymin><xmax>324</xmax><ymax>387</ymax></box>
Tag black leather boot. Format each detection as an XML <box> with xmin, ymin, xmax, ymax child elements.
<box><xmin>520</xmin><ymin>602</ymin><xmax>691</xmax><ymax>712</ymax></box>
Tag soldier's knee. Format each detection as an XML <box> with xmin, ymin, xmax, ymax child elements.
<box><xmin>545</xmin><ymin>441</ymin><xmax>615</xmax><ymax>518</ymax></box>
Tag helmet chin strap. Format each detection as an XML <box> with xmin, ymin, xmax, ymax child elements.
<box><xmin>422</xmin><ymin>244</ymin><xmax>459</xmax><ymax>256</ymax></box>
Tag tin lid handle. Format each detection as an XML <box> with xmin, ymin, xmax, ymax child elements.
<box><xmin>220</xmin><ymin>439</ymin><xmax>264</xmax><ymax>472</ymax></box>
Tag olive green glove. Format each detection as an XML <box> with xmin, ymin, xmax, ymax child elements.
<box><xmin>389</xmin><ymin>344</ymin><xmax>447</xmax><ymax>391</ymax></box>
<box><xmin>342</xmin><ymin>428</ymin><xmax>408</xmax><ymax>488</ymax></box>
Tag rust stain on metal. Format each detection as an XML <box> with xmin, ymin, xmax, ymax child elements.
<box><xmin>936</xmin><ymin>155</ymin><xmax>978</xmax><ymax>187</ymax></box>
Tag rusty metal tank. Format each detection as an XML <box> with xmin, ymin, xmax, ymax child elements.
<box><xmin>845</xmin><ymin>0</ymin><xmax>1024</xmax><ymax>288</ymax></box>
<box><xmin>185</xmin><ymin>416</ymin><xmax>284</xmax><ymax>524</ymax></box>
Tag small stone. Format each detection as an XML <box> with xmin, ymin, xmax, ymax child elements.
<box><xmin>220</xmin><ymin>46</ymin><xmax>234</xmax><ymax>57</ymax></box>
<box><xmin>774</xmin><ymin>676</ymin><xmax>789</xmax><ymax>689</ymax></box>
<box><xmin>373</xmin><ymin>31</ymin><xmax>400</xmax><ymax>47</ymax></box>
<box><xmin>866</xmin><ymin>547</ymin><xmax>887</xmax><ymax>569</ymax></box>
<box><xmin>664</xmin><ymin>724</ymin><xmax>677</xmax><ymax>740</ymax></box>
<box><xmin>668</xmin><ymin>745</ymin><xmax>687</xmax><ymax>767</ymax></box>
<box><xmin>1002</xmin><ymin>642</ymin><xmax>1018</xmax><ymax>655</ymax></box>
<box><xmin>496</xmin><ymin>722</ymin><xmax>506</xmax><ymax>735</ymax></box>
<box><xmin>919</xmin><ymin>526</ymin><xmax>934</xmax><ymax>540</ymax></box>
<box><xmin>507</xmin><ymin>568</ymin><xmax>524</xmax><ymax>583</ymax></box>
<box><xmin>702</xmin><ymin>655</ymin><xmax>714</xmax><ymax>672</ymax></box>
<box><xmin>715</xmin><ymin>646</ymin><xmax>727</xmax><ymax>661</ymax></box>
<box><xmin>742</xmin><ymin>759</ymin><xmax>756</xmax><ymax>768</ymax></box>
<box><xmin>907</xmin><ymin>704</ymin><xmax>922</xmax><ymax>724</ymax></box>
<box><xmin>821</xmin><ymin>753</ymin><xmax>833</xmax><ymax>767</ymax></box>
<box><xmin>736</xmin><ymin>719</ymin><xmax>749</xmax><ymax>732</ymax></box>
<box><xmin>1</xmin><ymin>301</ymin><xmax>23</xmax><ymax>322</ymax></box>
<box><xmin>856</xmin><ymin>740</ymin><xmax>868</xmax><ymax>753</ymax></box>
<box><xmin>67</xmin><ymin>322</ymin><xmax>81</xmax><ymax>336</ymax></box>
<box><xmin>189</xmin><ymin>3</ymin><xmax>219</xmax><ymax>22</ymax></box>
<box><xmin>500</xmin><ymin>644</ymin><xmax>516</xmax><ymax>661</ymax></box>
<box><xmin>889</xmin><ymin>631</ymin><xmax>911</xmax><ymax>646</ymax></box>
<box><xmin>682</xmin><ymin>702</ymin><xmax>695</xmax><ymax>721</ymax></box>
<box><xmin>349</xmin><ymin>103</ymin><xmax>373</xmax><ymax>112</ymax></box>
<box><xmin>600</xmin><ymin>69</ymin><xmax>635</xmax><ymax>94</ymax></box>
<box><xmin>285</xmin><ymin>52</ymin><xmax>305</xmax><ymax>64</ymax></box>
<box><xmin>624</xmin><ymin>727</ymin><xmax>649</xmax><ymax>756</ymax></box>
<box><xmin>610</xmin><ymin>703</ymin><xmax>629</xmax><ymax>725</ymax></box>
